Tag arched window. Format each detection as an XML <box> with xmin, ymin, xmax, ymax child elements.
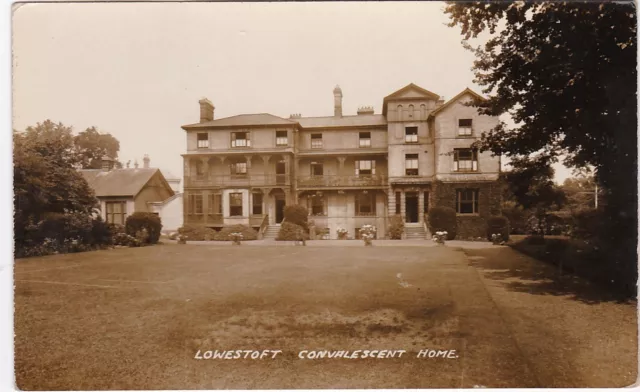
<box><xmin>408</xmin><ymin>104</ymin><xmax>414</xmax><ymax>118</ymax></box>
<box><xmin>420</xmin><ymin>104</ymin><xmax>427</xmax><ymax>120</ymax></box>
<box><xmin>397</xmin><ymin>105</ymin><xmax>403</xmax><ymax>121</ymax></box>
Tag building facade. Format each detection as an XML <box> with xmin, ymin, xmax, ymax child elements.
<box><xmin>181</xmin><ymin>83</ymin><xmax>501</xmax><ymax>239</ymax></box>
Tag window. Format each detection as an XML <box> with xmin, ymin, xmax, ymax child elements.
<box><xmin>458</xmin><ymin>119</ymin><xmax>472</xmax><ymax>136</ymax></box>
<box><xmin>188</xmin><ymin>193</ymin><xmax>203</xmax><ymax>215</ymax></box>
<box><xmin>208</xmin><ymin>193</ymin><xmax>222</xmax><ymax>215</ymax></box>
<box><xmin>311</xmin><ymin>133</ymin><xmax>323</xmax><ymax>149</ymax></box>
<box><xmin>105</xmin><ymin>201</ymin><xmax>126</xmax><ymax>224</ymax></box>
<box><xmin>355</xmin><ymin>192</ymin><xmax>376</xmax><ymax>216</ymax></box>
<box><xmin>276</xmin><ymin>130</ymin><xmax>288</xmax><ymax>146</ymax></box>
<box><xmin>229</xmin><ymin>192</ymin><xmax>243</xmax><ymax>216</ymax></box>
<box><xmin>405</xmin><ymin>127</ymin><xmax>418</xmax><ymax>143</ymax></box>
<box><xmin>359</xmin><ymin>132</ymin><xmax>371</xmax><ymax>148</ymax></box>
<box><xmin>230</xmin><ymin>161</ymin><xmax>247</xmax><ymax>176</ymax></box>
<box><xmin>453</xmin><ymin>148</ymin><xmax>478</xmax><ymax>172</ymax></box>
<box><xmin>197</xmin><ymin>133</ymin><xmax>209</xmax><ymax>148</ymax></box>
<box><xmin>231</xmin><ymin>132</ymin><xmax>250</xmax><ymax>148</ymax></box>
<box><xmin>395</xmin><ymin>192</ymin><xmax>401</xmax><ymax>215</ymax></box>
<box><xmin>195</xmin><ymin>160</ymin><xmax>206</xmax><ymax>178</ymax></box>
<box><xmin>405</xmin><ymin>154</ymin><xmax>419</xmax><ymax>176</ymax></box>
<box><xmin>307</xmin><ymin>194</ymin><xmax>325</xmax><ymax>216</ymax></box>
<box><xmin>310</xmin><ymin>162</ymin><xmax>324</xmax><ymax>176</ymax></box>
<box><xmin>356</xmin><ymin>160</ymin><xmax>375</xmax><ymax>176</ymax></box>
<box><xmin>456</xmin><ymin>189</ymin><xmax>479</xmax><ymax>214</ymax></box>
<box><xmin>252</xmin><ymin>193</ymin><xmax>263</xmax><ymax>215</ymax></box>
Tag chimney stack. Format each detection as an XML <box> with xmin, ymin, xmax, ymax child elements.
<box><xmin>333</xmin><ymin>85</ymin><xmax>343</xmax><ymax>117</ymax></box>
<box><xmin>143</xmin><ymin>154</ymin><xmax>150</xmax><ymax>169</ymax></box>
<box><xmin>199</xmin><ymin>98</ymin><xmax>215</xmax><ymax>123</ymax></box>
<box><xmin>357</xmin><ymin>106</ymin><xmax>374</xmax><ymax>115</ymax></box>
<box><xmin>101</xmin><ymin>156</ymin><xmax>114</xmax><ymax>172</ymax></box>
<box><xmin>134</xmin><ymin>160</ymin><xmax>139</xmax><ymax>169</ymax></box>
<box><xmin>436</xmin><ymin>97</ymin><xmax>445</xmax><ymax>107</ymax></box>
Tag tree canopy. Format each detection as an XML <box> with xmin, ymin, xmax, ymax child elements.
<box><xmin>445</xmin><ymin>2</ymin><xmax>636</xmax><ymax>217</ymax></box>
<box><xmin>73</xmin><ymin>126</ymin><xmax>121</xmax><ymax>169</ymax></box>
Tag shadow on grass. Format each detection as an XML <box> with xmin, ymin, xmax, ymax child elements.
<box><xmin>463</xmin><ymin>247</ymin><xmax>635</xmax><ymax>305</ymax></box>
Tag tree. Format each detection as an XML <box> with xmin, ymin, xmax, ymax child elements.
<box><xmin>503</xmin><ymin>157</ymin><xmax>566</xmax><ymax>235</ymax></box>
<box><xmin>561</xmin><ymin>175</ymin><xmax>598</xmax><ymax>212</ymax></box>
<box><xmin>73</xmin><ymin>126</ymin><xmax>121</xmax><ymax>169</ymax></box>
<box><xmin>14</xmin><ymin>120</ymin><xmax>98</xmax><ymax>247</ymax></box>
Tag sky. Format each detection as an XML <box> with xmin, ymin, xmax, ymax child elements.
<box><xmin>12</xmin><ymin>1</ymin><xmax>572</xmax><ymax>184</ymax></box>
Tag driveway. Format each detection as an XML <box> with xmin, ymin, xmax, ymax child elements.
<box><xmin>14</xmin><ymin>243</ymin><xmax>637</xmax><ymax>389</ymax></box>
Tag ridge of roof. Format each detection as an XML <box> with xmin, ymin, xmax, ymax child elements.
<box><xmin>382</xmin><ymin>83</ymin><xmax>441</xmax><ymax>115</ymax></box>
<box><xmin>429</xmin><ymin>87</ymin><xmax>487</xmax><ymax>117</ymax></box>
<box><xmin>182</xmin><ymin>113</ymin><xmax>298</xmax><ymax>129</ymax></box>
<box><xmin>79</xmin><ymin>168</ymin><xmax>173</xmax><ymax>198</ymax></box>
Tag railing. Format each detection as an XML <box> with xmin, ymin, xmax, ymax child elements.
<box><xmin>258</xmin><ymin>214</ymin><xmax>269</xmax><ymax>239</ymax></box>
<box><xmin>186</xmin><ymin>174</ymin><xmax>289</xmax><ymax>188</ymax></box>
<box><xmin>297</xmin><ymin>175</ymin><xmax>387</xmax><ymax>188</ymax></box>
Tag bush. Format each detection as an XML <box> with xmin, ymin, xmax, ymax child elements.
<box><xmin>177</xmin><ymin>225</ymin><xmax>216</xmax><ymax>241</ymax></box>
<box><xmin>428</xmin><ymin>207</ymin><xmax>457</xmax><ymax>240</ymax></box>
<box><xmin>388</xmin><ymin>215</ymin><xmax>405</xmax><ymax>240</ymax></box>
<box><xmin>90</xmin><ymin>217</ymin><xmax>111</xmax><ymax>246</ymax></box>
<box><xmin>112</xmin><ymin>232</ymin><xmax>141</xmax><ymax>247</ymax></box>
<box><xmin>283</xmin><ymin>205</ymin><xmax>309</xmax><ymax>231</ymax></box>
<box><xmin>487</xmin><ymin>216</ymin><xmax>510</xmax><ymax>242</ymax></box>
<box><xmin>276</xmin><ymin>222</ymin><xmax>309</xmax><ymax>241</ymax></box>
<box><xmin>125</xmin><ymin>212</ymin><xmax>162</xmax><ymax>244</ymax></box>
<box><xmin>214</xmin><ymin>225</ymin><xmax>258</xmax><ymax>241</ymax></box>
<box><xmin>501</xmin><ymin>202</ymin><xmax>530</xmax><ymax>234</ymax></box>
<box><xmin>570</xmin><ymin>208</ymin><xmax>602</xmax><ymax>239</ymax></box>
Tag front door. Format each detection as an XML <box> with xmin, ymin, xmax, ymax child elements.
<box><xmin>275</xmin><ymin>197</ymin><xmax>285</xmax><ymax>223</ymax></box>
<box><xmin>405</xmin><ymin>192</ymin><xmax>419</xmax><ymax>223</ymax></box>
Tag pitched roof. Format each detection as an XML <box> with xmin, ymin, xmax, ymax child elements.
<box><xmin>429</xmin><ymin>87</ymin><xmax>487</xmax><ymax>117</ymax></box>
<box><xmin>182</xmin><ymin>113</ymin><xmax>298</xmax><ymax>129</ymax></box>
<box><xmin>80</xmin><ymin>168</ymin><xmax>167</xmax><ymax>197</ymax></box>
<box><xmin>296</xmin><ymin>114</ymin><xmax>387</xmax><ymax>129</ymax></box>
<box><xmin>382</xmin><ymin>83</ymin><xmax>441</xmax><ymax>115</ymax></box>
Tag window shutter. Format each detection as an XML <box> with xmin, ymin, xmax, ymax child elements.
<box><xmin>472</xmin><ymin>160</ymin><xmax>478</xmax><ymax>171</ymax></box>
<box><xmin>453</xmin><ymin>160</ymin><xmax>458</xmax><ymax>172</ymax></box>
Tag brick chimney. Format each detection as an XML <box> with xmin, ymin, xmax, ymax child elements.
<box><xmin>143</xmin><ymin>154</ymin><xmax>150</xmax><ymax>169</ymax></box>
<box><xmin>333</xmin><ymin>85</ymin><xmax>343</xmax><ymax>117</ymax></box>
<box><xmin>199</xmin><ymin>98</ymin><xmax>214</xmax><ymax>123</ymax></box>
<box><xmin>357</xmin><ymin>106</ymin><xmax>374</xmax><ymax>115</ymax></box>
<box><xmin>436</xmin><ymin>97</ymin><xmax>445</xmax><ymax>108</ymax></box>
<box><xmin>101</xmin><ymin>156</ymin><xmax>115</xmax><ymax>171</ymax></box>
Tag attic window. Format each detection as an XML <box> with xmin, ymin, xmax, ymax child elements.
<box><xmin>197</xmin><ymin>133</ymin><xmax>209</xmax><ymax>148</ymax></box>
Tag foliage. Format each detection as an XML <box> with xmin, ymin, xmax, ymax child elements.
<box><xmin>428</xmin><ymin>207</ymin><xmax>457</xmax><ymax>240</ymax></box>
<box><xmin>487</xmin><ymin>216</ymin><xmax>510</xmax><ymax>242</ymax></box>
<box><xmin>112</xmin><ymin>232</ymin><xmax>141</xmax><ymax>247</ymax></box>
<box><xmin>570</xmin><ymin>208</ymin><xmax>602</xmax><ymax>240</ymax></box>
<box><xmin>432</xmin><ymin>231</ymin><xmax>448</xmax><ymax>245</ymax></box>
<box><xmin>387</xmin><ymin>215</ymin><xmax>405</xmax><ymax>240</ymax></box>
<box><xmin>336</xmin><ymin>227</ymin><xmax>348</xmax><ymax>240</ymax></box>
<box><xmin>360</xmin><ymin>225</ymin><xmax>376</xmax><ymax>246</ymax></box>
<box><xmin>501</xmin><ymin>201</ymin><xmax>530</xmax><ymax>235</ymax></box>
<box><xmin>276</xmin><ymin>222</ymin><xmax>309</xmax><ymax>241</ymax></box>
<box><xmin>283</xmin><ymin>205</ymin><xmax>309</xmax><ymax>231</ymax></box>
<box><xmin>177</xmin><ymin>225</ymin><xmax>216</xmax><ymax>241</ymax></box>
<box><xmin>561</xmin><ymin>175</ymin><xmax>598</xmax><ymax>212</ymax></box>
<box><xmin>214</xmin><ymin>225</ymin><xmax>258</xmax><ymax>241</ymax></box>
<box><xmin>73</xmin><ymin>126</ymin><xmax>122</xmax><ymax>169</ymax></box>
<box><xmin>125</xmin><ymin>212</ymin><xmax>162</xmax><ymax>244</ymax></box>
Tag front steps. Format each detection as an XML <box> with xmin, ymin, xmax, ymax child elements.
<box><xmin>263</xmin><ymin>225</ymin><xmax>280</xmax><ymax>240</ymax></box>
<box><xmin>405</xmin><ymin>224</ymin><xmax>428</xmax><ymax>240</ymax></box>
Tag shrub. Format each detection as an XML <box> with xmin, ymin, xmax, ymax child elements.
<box><xmin>276</xmin><ymin>222</ymin><xmax>309</xmax><ymax>241</ymax></box>
<box><xmin>428</xmin><ymin>207</ymin><xmax>457</xmax><ymax>240</ymax></box>
<box><xmin>501</xmin><ymin>202</ymin><xmax>530</xmax><ymax>234</ymax></box>
<box><xmin>570</xmin><ymin>208</ymin><xmax>602</xmax><ymax>239</ymax></box>
<box><xmin>90</xmin><ymin>217</ymin><xmax>111</xmax><ymax>246</ymax></box>
<box><xmin>487</xmin><ymin>215</ymin><xmax>510</xmax><ymax>242</ymax></box>
<box><xmin>177</xmin><ymin>225</ymin><xmax>216</xmax><ymax>241</ymax></box>
<box><xmin>283</xmin><ymin>205</ymin><xmax>309</xmax><ymax>231</ymax></box>
<box><xmin>112</xmin><ymin>232</ymin><xmax>141</xmax><ymax>247</ymax></box>
<box><xmin>214</xmin><ymin>225</ymin><xmax>258</xmax><ymax>241</ymax></box>
<box><xmin>125</xmin><ymin>212</ymin><xmax>162</xmax><ymax>244</ymax></box>
<box><xmin>388</xmin><ymin>215</ymin><xmax>405</xmax><ymax>240</ymax></box>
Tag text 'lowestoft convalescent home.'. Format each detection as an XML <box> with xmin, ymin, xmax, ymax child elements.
<box><xmin>181</xmin><ymin>83</ymin><xmax>502</xmax><ymax>240</ymax></box>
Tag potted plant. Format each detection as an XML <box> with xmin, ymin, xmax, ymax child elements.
<box><xmin>360</xmin><ymin>224</ymin><xmax>376</xmax><ymax>246</ymax></box>
<box><xmin>432</xmin><ymin>231</ymin><xmax>448</xmax><ymax>245</ymax></box>
<box><xmin>229</xmin><ymin>232</ymin><xmax>243</xmax><ymax>245</ymax></box>
<box><xmin>491</xmin><ymin>233</ymin><xmax>505</xmax><ymax>245</ymax></box>
<box><xmin>337</xmin><ymin>227</ymin><xmax>348</xmax><ymax>240</ymax></box>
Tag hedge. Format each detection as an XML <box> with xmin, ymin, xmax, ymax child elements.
<box><xmin>276</xmin><ymin>222</ymin><xmax>309</xmax><ymax>241</ymax></box>
<box><xmin>428</xmin><ymin>206</ymin><xmax>457</xmax><ymax>240</ymax></box>
<box><xmin>387</xmin><ymin>215</ymin><xmax>405</xmax><ymax>240</ymax></box>
<box><xmin>125</xmin><ymin>212</ymin><xmax>162</xmax><ymax>244</ymax></box>
<box><xmin>177</xmin><ymin>225</ymin><xmax>217</xmax><ymax>241</ymax></box>
<box><xmin>214</xmin><ymin>225</ymin><xmax>257</xmax><ymax>241</ymax></box>
<box><xmin>283</xmin><ymin>205</ymin><xmax>309</xmax><ymax>231</ymax></box>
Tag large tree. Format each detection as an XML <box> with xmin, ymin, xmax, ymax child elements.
<box><xmin>73</xmin><ymin>126</ymin><xmax>121</xmax><ymax>169</ymax></box>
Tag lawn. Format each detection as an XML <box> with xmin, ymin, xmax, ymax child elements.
<box><xmin>14</xmin><ymin>242</ymin><xmax>633</xmax><ymax>389</ymax></box>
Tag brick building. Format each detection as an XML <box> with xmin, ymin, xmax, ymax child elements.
<box><xmin>181</xmin><ymin>83</ymin><xmax>501</xmax><ymax>239</ymax></box>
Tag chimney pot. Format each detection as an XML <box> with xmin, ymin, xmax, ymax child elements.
<box><xmin>357</xmin><ymin>106</ymin><xmax>374</xmax><ymax>115</ymax></box>
<box><xmin>199</xmin><ymin>98</ymin><xmax>215</xmax><ymax>123</ymax></box>
<box><xmin>143</xmin><ymin>154</ymin><xmax>150</xmax><ymax>169</ymax></box>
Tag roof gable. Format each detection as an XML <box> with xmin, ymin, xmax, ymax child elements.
<box><xmin>382</xmin><ymin>83</ymin><xmax>441</xmax><ymax>115</ymax></box>
<box><xmin>80</xmin><ymin>168</ymin><xmax>174</xmax><ymax>198</ymax></box>
<box><xmin>183</xmin><ymin>113</ymin><xmax>298</xmax><ymax>129</ymax></box>
<box><xmin>429</xmin><ymin>87</ymin><xmax>487</xmax><ymax>117</ymax></box>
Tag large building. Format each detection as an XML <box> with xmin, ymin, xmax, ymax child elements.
<box><xmin>181</xmin><ymin>83</ymin><xmax>502</xmax><ymax>239</ymax></box>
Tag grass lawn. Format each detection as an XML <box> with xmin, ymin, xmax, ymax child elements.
<box><xmin>14</xmin><ymin>242</ymin><xmax>636</xmax><ymax>389</ymax></box>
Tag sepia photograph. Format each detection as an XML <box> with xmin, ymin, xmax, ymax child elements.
<box><xmin>9</xmin><ymin>1</ymin><xmax>638</xmax><ymax>389</ymax></box>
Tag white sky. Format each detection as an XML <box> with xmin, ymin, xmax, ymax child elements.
<box><xmin>12</xmin><ymin>1</ymin><xmax>572</xmax><ymax>182</ymax></box>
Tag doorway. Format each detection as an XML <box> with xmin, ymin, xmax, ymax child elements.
<box><xmin>405</xmin><ymin>192</ymin><xmax>419</xmax><ymax>223</ymax></box>
<box><xmin>275</xmin><ymin>195</ymin><xmax>286</xmax><ymax>223</ymax></box>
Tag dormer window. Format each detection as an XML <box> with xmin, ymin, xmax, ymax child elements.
<box><xmin>405</xmin><ymin>127</ymin><xmax>418</xmax><ymax>143</ymax></box>
<box><xmin>458</xmin><ymin>119</ymin><xmax>472</xmax><ymax>136</ymax></box>
<box><xmin>231</xmin><ymin>132</ymin><xmax>250</xmax><ymax>148</ymax></box>
<box><xmin>197</xmin><ymin>133</ymin><xmax>209</xmax><ymax>149</ymax></box>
